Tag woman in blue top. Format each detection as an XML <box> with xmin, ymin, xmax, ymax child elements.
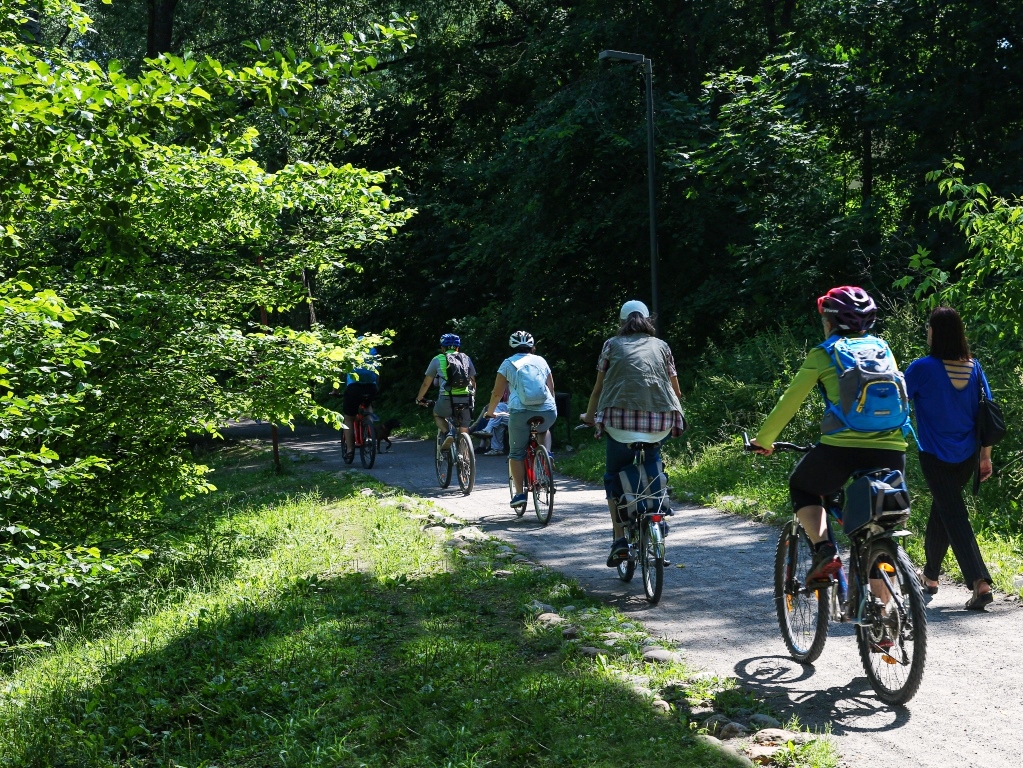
<box><xmin>905</xmin><ymin>307</ymin><xmax>994</xmax><ymax>610</ymax></box>
<box><xmin>484</xmin><ymin>331</ymin><xmax>557</xmax><ymax>509</ymax></box>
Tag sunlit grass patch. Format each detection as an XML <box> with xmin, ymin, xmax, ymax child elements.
<box><xmin>0</xmin><ymin>466</ymin><xmax>840</xmax><ymax>768</ymax></box>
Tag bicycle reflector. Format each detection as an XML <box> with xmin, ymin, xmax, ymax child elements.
<box><xmin>651</xmin><ymin>515</ymin><xmax>662</xmax><ymax>522</ymax></box>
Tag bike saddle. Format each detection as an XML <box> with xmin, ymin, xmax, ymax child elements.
<box><xmin>527</xmin><ymin>416</ymin><xmax>545</xmax><ymax>426</ymax></box>
<box><xmin>627</xmin><ymin>441</ymin><xmax>662</xmax><ymax>449</ymax></box>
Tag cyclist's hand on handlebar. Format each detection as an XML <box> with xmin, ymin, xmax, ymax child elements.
<box><xmin>579</xmin><ymin>412</ymin><xmax>595</xmax><ymax>427</ymax></box>
<box><xmin>749</xmin><ymin>439</ymin><xmax>773</xmax><ymax>457</ymax></box>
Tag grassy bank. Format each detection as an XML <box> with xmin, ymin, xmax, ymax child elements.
<box><xmin>0</xmin><ymin>446</ymin><xmax>836</xmax><ymax>767</ymax></box>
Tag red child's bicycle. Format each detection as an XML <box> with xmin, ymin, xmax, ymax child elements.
<box><xmin>509</xmin><ymin>416</ymin><xmax>555</xmax><ymax>525</ymax></box>
<box><xmin>343</xmin><ymin>398</ymin><xmax>376</xmax><ymax>469</ymax></box>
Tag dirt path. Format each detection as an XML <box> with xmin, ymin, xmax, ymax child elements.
<box><xmin>228</xmin><ymin>422</ymin><xmax>1023</xmax><ymax>768</ymax></box>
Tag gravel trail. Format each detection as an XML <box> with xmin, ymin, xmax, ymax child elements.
<box><xmin>228</xmin><ymin>422</ymin><xmax>1023</xmax><ymax>768</ymax></box>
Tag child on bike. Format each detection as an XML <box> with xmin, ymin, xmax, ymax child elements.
<box><xmin>484</xmin><ymin>331</ymin><xmax>557</xmax><ymax>508</ymax></box>
<box><xmin>749</xmin><ymin>287</ymin><xmax>908</xmax><ymax>583</ymax></box>
<box><xmin>416</xmin><ymin>333</ymin><xmax>477</xmax><ymax>449</ymax></box>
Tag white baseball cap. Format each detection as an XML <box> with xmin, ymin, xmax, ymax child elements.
<box><xmin>620</xmin><ymin>300</ymin><xmax>650</xmax><ymax>319</ymax></box>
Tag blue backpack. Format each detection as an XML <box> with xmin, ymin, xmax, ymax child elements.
<box><xmin>818</xmin><ymin>334</ymin><xmax>910</xmax><ymax>434</ymax></box>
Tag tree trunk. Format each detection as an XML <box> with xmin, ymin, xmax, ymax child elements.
<box><xmin>763</xmin><ymin>0</ymin><xmax>778</xmax><ymax>47</ymax></box>
<box><xmin>861</xmin><ymin>125</ymin><xmax>873</xmax><ymax>203</ymax></box>
<box><xmin>780</xmin><ymin>0</ymin><xmax>797</xmax><ymax>32</ymax></box>
<box><xmin>147</xmin><ymin>0</ymin><xmax>179</xmax><ymax>57</ymax></box>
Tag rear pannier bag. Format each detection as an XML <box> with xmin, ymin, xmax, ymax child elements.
<box><xmin>617</xmin><ymin>457</ymin><xmax>671</xmax><ymax>519</ymax></box>
<box><xmin>841</xmin><ymin>469</ymin><xmax>910</xmax><ymax>535</ymax></box>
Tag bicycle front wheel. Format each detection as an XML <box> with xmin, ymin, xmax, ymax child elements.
<box><xmin>640</xmin><ymin>522</ymin><xmax>664</xmax><ymax>604</ymax></box>
<box><xmin>856</xmin><ymin>539</ymin><xmax>927</xmax><ymax>704</ymax></box>
<box><xmin>531</xmin><ymin>448</ymin><xmax>554</xmax><ymax>526</ymax></box>
<box><xmin>360</xmin><ymin>419</ymin><xmax>376</xmax><ymax>469</ymax></box>
<box><xmin>456</xmin><ymin>433</ymin><xmax>475</xmax><ymax>495</ymax></box>
<box><xmin>435</xmin><ymin>433</ymin><xmax>452</xmax><ymax>488</ymax></box>
<box><xmin>775</xmin><ymin>521</ymin><xmax>829</xmax><ymax>663</ymax></box>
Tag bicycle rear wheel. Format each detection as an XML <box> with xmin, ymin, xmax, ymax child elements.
<box><xmin>509</xmin><ymin>473</ymin><xmax>525</xmax><ymax>517</ymax></box>
<box><xmin>456</xmin><ymin>433</ymin><xmax>475</xmax><ymax>495</ymax></box>
<box><xmin>640</xmin><ymin>521</ymin><xmax>664</xmax><ymax>604</ymax></box>
<box><xmin>856</xmin><ymin>539</ymin><xmax>927</xmax><ymax>704</ymax></box>
<box><xmin>531</xmin><ymin>447</ymin><xmax>554</xmax><ymax>526</ymax></box>
<box><xmin>775</xmin><ymin>521</ymin><xmax>829</xmax><ymax>663</ymax></box>
<box><xmin>435</xmin><ymin>433</ymin><xmax>452</xmax><ymax>488</ymax></box>
<box><xmin>360</xmin><ymin>419</ymin><xmax>376</xmax><ymax>469</ymax></box>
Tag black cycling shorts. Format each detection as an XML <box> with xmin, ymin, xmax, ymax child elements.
<box><xmin>789</xmin><ymin>442</ymin><xmax>905</xmax><ymax>513</ymax></box>
<box><xmin>342</xmin><ymin>383</ymin><xmax>378</xmax><ymax>417</ymax></box>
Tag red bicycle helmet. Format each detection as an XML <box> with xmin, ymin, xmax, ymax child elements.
<box><xmin>817</xmin><ymin>286</ymin><xmax>877</xmax><ymax>332</ymax></box>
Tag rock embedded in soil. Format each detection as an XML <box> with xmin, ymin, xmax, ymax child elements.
<box><xmin>718</xmin><ymin>722</ymin><xmax>749</xmax><ymax>740</ymax></box>
<box><xmin>702</xmin><ymin>714</ymin><xmax>733</xmax><ymax>734</ymax></box>
<box><xmin>425</xmin><ymin>526</ymin><xmax>447</xmax><ymax>537</ymax></box>
<box><xmin>561</xmin><ymin>625</ymin><xmax>580</xmax><ymax>639</ymax></box>
<box><xmin>561</xmin><ymin>605</ymin><xmax>577</xmax><ymax>613</ymax></box>
<box><xmin>578</xmin><ymin>646</ymin><xmax>609</xmax><ymax>658</ymax></box>
<box><xmin>747</xmin><ymin>744</ymin><xmax>784</xmax><ymax>764</ymax></box>
<box><xmin>754</xmin><ymin>728</ymin><xmax>813</xmax><ymax>745</ymax></box>
<box><xmin>748</xmin><ymin>713</ymin><xmax>781</xmax><ymax>730</ymax></box>
<box><xmin>651</xmin><ymin>699</ymin><xmax>671</xmax><ymax>713</ymax></box>
<box><xmin>528</xmin><ymin>600</ymin><xmax>556</xmax><ymax>614</ymax></box>
<box><xmin>642</xmin><ymin>649</ymin><xmax>682</xmax><ymax>664</ymax></box>
<box><xmin>492</xmin><ymin>569</ymin><xmax>513</xmax><ymax>578</ymax></box>
<box><xmin>536</xmin><ymin>612</ymin><xmax>564</xmax><ymax>627</ymax></box>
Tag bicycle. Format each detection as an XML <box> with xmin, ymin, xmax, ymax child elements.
<box><xmin>420</xmin><ymin>399</ymin><xmax>475</xmax><ymax>495</ymax></box>
<box><xmin>611</xmin><ymin>440</ymin><xmax>671</xmax><ymax>605</ymax></box>
<box><xmin>742</xmin><ymin>433</ymin><xmax>927</xmax><ymax>704</ymax></box>
<box><xmin>509</xmin><ymin>416</ymin><xmax>555</xmax><ymax>525</ymax></box>
<box><xmin>342</xmin><ymin>397</ymin><xmax>376</xmax><ymax>469</ymax></box>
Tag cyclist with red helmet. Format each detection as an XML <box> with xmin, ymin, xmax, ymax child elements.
<box><xmin>749</xmin><ymin>287</ymin><xmax>909</xmax><ymax>583</ymax></box>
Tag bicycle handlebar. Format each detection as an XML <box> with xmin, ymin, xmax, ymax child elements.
<box><xmin>742</xmin><ymin>431</ymin><xmax>812</xmax><ymax>454</ymax></box>
<box><xmin>417</xmin><ymin>399</ymin><xmax>435</xmax><ymax>407</ymax></box>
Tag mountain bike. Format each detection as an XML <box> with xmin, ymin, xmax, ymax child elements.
<box><xmin>342</xmin><ymin>397</ymin><xmax>376</xmax><ymax>469</ymax></box>
<box><xmin>422</xmin><ymin>399</ymin><xmax>475</xmax><ymax>495</ymax></box>
<box><xmin>742</xmin><ymin>433</ymin><xmax>927</xmax><ymax>704</ymax></box>
<box><xmin>509</xmin><ymin>415</ymin><xmax>555</xmax><ymax>525</ymax></box>
<box><xmin>611</xmin><ymin>440</ymin><xmax>671</xmax><ymax>605</ymax></box>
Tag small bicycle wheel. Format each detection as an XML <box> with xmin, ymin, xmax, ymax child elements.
<box><xmin>435</xmin><ymin>433</ymin><xmax>452</xmax><ymax>488</ymax></box>
<box><xmin>856</xmin><ymin>539</ymin><xmax>927</xmax><ymax>704</ymax></box>
<box><xmin>640</xmin><ymin>522</ymin><xmax>664</xmax><ymax>604</ymax></box>
<box><xmin>360</xmin><ymin>419</ymin><xmax>376</xmax><ymax>469</ymax></box>
<box><xmin>456</xmin><ymin>433</ymin><xmax>475</xmax><ymax>495</ymax></box>
<box><xmin>531</xmin><ymin>447</ymin><xmax>554</xmax><ymax>526</ymax></box>
<box><xmin>775</xmin><ymin>521</ymin><xmax>829</xmax><ymax>663</ymax></box>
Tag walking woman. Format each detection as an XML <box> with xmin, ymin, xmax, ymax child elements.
<box><xmin>580</xmin><ymin>300</ymin><xmax>685</xmax><ymax>566</ymax></box>
<box><xmin>905</xmin><ymin>307</ymin><xmax>994</xmax><ymax>610</ymax></box>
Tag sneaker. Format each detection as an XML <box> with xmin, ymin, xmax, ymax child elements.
<box><xmin>606</xmin><ymin>537</ymin><xmax>630</xmax><ymax>567</ymax></box>
<box><xmin>441</xmin><ymin>434</ymin><xmax>455</xmax><ymax>451</ymax></box>
<box><xmin>471</xmin><ymin>430</ymin><xmax>492</xmax><ymax>438</ymax></box>
<box><xmin>806</xmin><ymin>543</ymin><xmax>841</xmax><ymax>583</ymax></box>
<box><xmin>510</xmin><ymin>493</ymin><xmax>527</xmax><ymax>508</ymax></box>
<box><xmin>484</xmin><ymin>449</ymin><xmax>503</xmax><ymax>456</ymax></box>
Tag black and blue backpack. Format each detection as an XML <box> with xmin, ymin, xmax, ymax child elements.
<box><xmin>818</xmin><ymin>334</ymin><xmax>910</xmax><ymax>435</ymax></box>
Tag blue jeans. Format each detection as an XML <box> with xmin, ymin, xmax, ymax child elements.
<box><xmin>604</xmin><ymin>435</ymin><xmax>662</xmax><ymax>499</ymax></box>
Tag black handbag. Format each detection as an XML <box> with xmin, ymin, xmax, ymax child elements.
<box><xmin>977</xmin><ymin>365</ymin><xmax>1006</xmax><ymax>448</ymax></box>
<box><xmin>973</xmin><ymin>362</ymin><xmax>1005</xmax><ymax>495</ymax></box>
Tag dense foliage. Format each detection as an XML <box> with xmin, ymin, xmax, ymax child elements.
<box><xmin>0</xmin><ymin>0</ymin><xmax>414</xmax><ymax>645</ymax></box>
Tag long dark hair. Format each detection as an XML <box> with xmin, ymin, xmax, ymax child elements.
<box><xmin>618</xmin><ymin>312</ymin><xmax>657</xmax><ymax>336</ymax></box>
<box><xmin>928</xmin><ymin>306</ymin><xmax>972</xmax><ymax>361</ymax></box>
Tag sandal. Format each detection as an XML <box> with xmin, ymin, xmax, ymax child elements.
<box><xmin>917</xmin><ymin>570</ymin><xmax>938</xmax><ymax>595</ymax></box>
<box><xmin>966</xmin><ymin>583</ymin><xmax>994</xmax><ymax>611</ymax></box>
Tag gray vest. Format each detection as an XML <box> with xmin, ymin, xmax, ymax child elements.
<box><xmin>596</xmin><ymin>335</ymin><xmax>683</xmax><ymax>414</ymax></box>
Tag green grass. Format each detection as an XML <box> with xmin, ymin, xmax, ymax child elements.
<box><xmin>558</xmin><ymin>435</ymin><xmax>1023</xmax><ymax>596</ymax></box>
<box><xmin>0</xmin><ymin>448</ymin><xmax>838</xmax><ymax>768</ymax></box>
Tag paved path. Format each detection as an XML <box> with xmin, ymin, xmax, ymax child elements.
<box><xmin>229</xmin><ymin>422</ymin><xmax>1023</xmax><ymax>768</ymax></box>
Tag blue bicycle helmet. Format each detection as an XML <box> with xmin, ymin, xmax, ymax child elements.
<box><xmin>440</xmin><ymin>333</ymin><xmax>461</xmax><ymax>348</ymax></box>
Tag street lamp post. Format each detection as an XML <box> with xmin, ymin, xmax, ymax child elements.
<box><xmin>599</xmin><ymin>49</ymin><xmax>659</xmax><ymax>325</ymax></box>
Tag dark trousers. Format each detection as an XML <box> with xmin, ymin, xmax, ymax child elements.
<box><xmin>603</xmin><ymin>435</ymin><xmax>661</xmax><ymax>500</ymax></box>
<box><xmin>919</xmin><ymin>451</ymin><xmax>991</xmax><ymax>586</ymax></box>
